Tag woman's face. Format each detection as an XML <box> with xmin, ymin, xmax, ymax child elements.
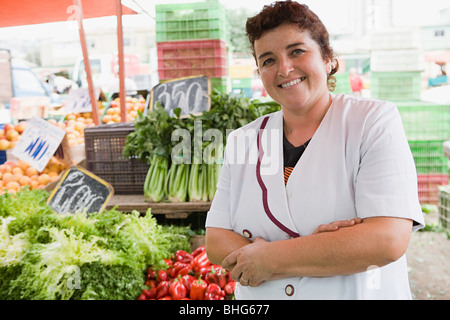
<box><xmin>254</xmin><ymin>23</ymin><xmax>332</xmax><ymax>115</ymax></box>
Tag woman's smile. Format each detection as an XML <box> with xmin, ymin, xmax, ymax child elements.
<box><xmin>279</xmin><ymin>77</ymin><xmax>306</xmax><ymax>89</ymax></box>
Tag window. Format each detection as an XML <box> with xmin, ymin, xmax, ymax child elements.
<box><xmin>12</xmin><ymin>68</ymin><xmax>47</xmax><ymax>97</ymax></box>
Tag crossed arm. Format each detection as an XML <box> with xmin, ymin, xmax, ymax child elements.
<box><xmin>205</xmin><ymin>217</ymin><xmax>412</xmax><ymax>287</ymax></box>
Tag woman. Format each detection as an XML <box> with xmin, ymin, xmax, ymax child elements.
<box><xmin>205</xmin><ymin>1</ymin><xmax>424</xmax><ymax>299</ymax></box>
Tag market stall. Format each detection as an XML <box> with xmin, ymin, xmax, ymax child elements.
<box><xmin>0</xmin><ymin>0</ymin><xmax>238</xmax><ymax>301</ymax></box>
<box><xmin>0</xmin><ymin>0</ymin><xmax>136</xmax><ymax>125</ymax></box>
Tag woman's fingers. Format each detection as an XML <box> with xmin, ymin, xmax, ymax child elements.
<box><xmin>313</xmin><ymin>218</ymin><xmax>362</xmax><ymax>234</ymax></box>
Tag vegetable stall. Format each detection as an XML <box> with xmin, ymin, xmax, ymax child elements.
<box><xmin>0</xmin><ymin>90</ymin><xmax>280</xmax><ymax>300</ymax></box>
<box><xmin>0</xmin><ymin>0</ymin><xmax>282</xmax><ymax>301</ymax></box>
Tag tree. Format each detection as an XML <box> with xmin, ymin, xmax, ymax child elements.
<box><xmin>226</xmin><ymin>7</ymin><xmax>252</xmax><ymax>56</ymax></box>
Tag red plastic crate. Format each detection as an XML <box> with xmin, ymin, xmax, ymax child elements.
<box><xmin>417</xmin><ymin>174</ymin><xmax>449</xmax><ymax>205</ymax></box>
<box><xmin>157</xmin><ymin>39</ymin><xmax>228</xmax><ymax>80</ymax></box>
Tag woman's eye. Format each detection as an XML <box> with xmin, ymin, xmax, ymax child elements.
<box><xmin>292</xmin><ymin>49</ymin><xmax>305</xmax><ymax>56</ymax></box>
<box><xmin>262</xmin><ymin>58</ymin><xmax>274</xmax><ymax>66</ymax></box>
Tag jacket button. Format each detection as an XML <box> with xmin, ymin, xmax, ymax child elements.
<box><xmin>243</xmin><ymin>229</ymin><xmax>252</xmax><ymax>238</ymax></box>
<box><xmin>285</xmin><ymin>284</ymin><xmax>294</xmax><ymax>296</ymax></box>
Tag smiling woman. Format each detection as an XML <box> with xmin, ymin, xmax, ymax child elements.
<box><xmin>205</xmin><ymin>0</ymin><xmax>425</xmax><ymax>300</ymax></box>
<box><xmin>253</xmin><ymin>23</ymin><xmax>332</xmax><ymax>127</ymax></box>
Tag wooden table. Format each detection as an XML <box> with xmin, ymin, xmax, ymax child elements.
<box><xmin>106</xmin><ymin>194</ymin><xmax>211</xmax><ymax>218</ymax></box>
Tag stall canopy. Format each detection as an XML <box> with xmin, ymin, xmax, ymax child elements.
<box><xmin>0</xmin><ymin>0</ymin><xmax>137</xmax><ymax>125</ymax></box>
<box><xmin>0</xmin><ymin>0</ymin><xmax>136</xmax><ymax>28</ymax></box>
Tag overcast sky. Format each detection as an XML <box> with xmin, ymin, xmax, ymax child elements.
<box><xmin>0</xmin><ymin>0</ymin><xmax>448</xmax><ymax>39</ymax></box>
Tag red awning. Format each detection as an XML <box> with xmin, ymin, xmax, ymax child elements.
<box><xmin>0</xmin><ymin>0</ymin><xmax>137</xmax><ymax>125</ymax></box>
<box><xmin>0</xmin><ymin>0</ymin><xmax>136</xmax><ymax>28</ymax></box>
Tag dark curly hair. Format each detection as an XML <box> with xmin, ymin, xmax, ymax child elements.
<box><xmin>246</xmin><ymin>0</ymin><xmax>339</xmax><ymax>91</ymax></box>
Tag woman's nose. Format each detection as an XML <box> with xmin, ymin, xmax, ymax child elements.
<box><xmin>278</xmin><ymin>58</ymin><xmax>294</xmax><ymax>77</ymax></box>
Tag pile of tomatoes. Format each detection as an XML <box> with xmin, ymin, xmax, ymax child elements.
<box><xmin>138</xmin><ymin>245</ymin><xmax>237</xmax><ymax>300</ymax></box>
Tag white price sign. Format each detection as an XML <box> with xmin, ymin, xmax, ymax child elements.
<box><xmin>65</xmin><ymin>87</ymin><xmax>100</xmax><ymax>114</ymax></box>
<box><xmin>11</xmin><ymin>117</ymin><xmax>66</xmax><ymax>172</ymax></box>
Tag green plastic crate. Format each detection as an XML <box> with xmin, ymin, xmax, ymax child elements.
<box><xmin>210</xmin><ymin>77</ymin><xmax>230</xmax><ymax>94</ymax></box>
<box><xmin>397</xmin><ymin>101</ymin><xmax>450</xmax><ymax>141</ymax></box>
<box><xmin>155</xmin><ymin>0</ymin><xmax>229</xmax><ymax>42</ymax></box>
<box><xmin>409</xmin><ymin>140</ymin><xmax>450</xmax><ymax>174</ymax></box>
<box><xmin>155</xmin><ymin>0</ymin><xmax>225</xmax><ymax>17</ymax></box>
<box><xmin>333</xmin><ymin>73</ymin><xmax>352</xmax><ymax>94</ymax></box>
<box><xmin>438</xmin><ymin>185</ymin><xmax>450</xmax><ymax>231</ymax></box>
<box><xmin>156</xmin><ymin>20</ymin><xmax>229</xmax><ymax>42</ymax></box>
<box><xmin>370</xmin><ymin>71</ymin><xmax>422</xmax><ymax>101</ymax></box>
<box><xmin>231</xmin><ymin>78</ymin><xmax>252</xmax><ymax>88</ymax></box>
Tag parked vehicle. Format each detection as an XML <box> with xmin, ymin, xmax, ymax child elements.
<box><xmin>0</xmin><ymin>49</ymin><xmax>62</xmax><ymax>123</ymax></box>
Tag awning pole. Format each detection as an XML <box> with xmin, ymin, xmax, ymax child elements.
<box><xmin>74</xmin><ymin>0</ymin><xmax>100</xmax><ymax>126</ymax></box>
<box><xmin>115</xmin><ymin>0</ymin><xmax>127</xmax><ymax>123</ymax></box>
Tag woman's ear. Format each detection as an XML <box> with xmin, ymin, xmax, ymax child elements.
<box><xmin>325</xmin><ymin>58</ymin><xmax>333</xmax><ymax>75</ymax></box>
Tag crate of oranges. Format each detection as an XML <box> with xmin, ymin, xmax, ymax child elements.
<box><xmin>0</xmin><ymin>157</ymin><xmax>69</xmax><ymax>195</ymax></box>
<box><xmin>101</xmin><ymin>96</ymin><xmax>146</xmax><ymax>124</ymax></box>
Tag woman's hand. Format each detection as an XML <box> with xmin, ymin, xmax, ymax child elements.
<box><xmin>312</xmin><ymin>218</ymin><xmax>362</xmax><ymax>234</ymax></box>
<box><xmin>222</xmin><ymin>218</ymin><xmax>362</xmax><ymax>287</ymax></box>
<box><xmin>222</xmin><ymin>237</ymin><xmax>272</xmax><ymax>287</ymax></box>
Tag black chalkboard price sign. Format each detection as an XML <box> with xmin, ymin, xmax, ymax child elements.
<box><xmin>150</xmin><ymin>75</ymin><xmax>211</xmax><ymax>116</ymax></box>
<box><xmin>47</xmin><ymin>166</ymin><xmax>114</xmax><ymax>215</ymax></box>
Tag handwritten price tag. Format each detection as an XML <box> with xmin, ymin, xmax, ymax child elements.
<box><xmin>150</xmin><ymin>76</ymin><xmax>210</xmax><ymax>117</ymax></box>
<box><xmin>47</xmin><ymin>166</ymin><xmax>114</xmax><ymax>216</ymax></box>
<box><xmin>11</xmin><ymin>117</ymin><xmax>66</xmax><ymax>172</ymax></box>
<box><xmin>65</xmin><ymin>87</ymin><xmax>100</xmax><ymax>114</ymax></box>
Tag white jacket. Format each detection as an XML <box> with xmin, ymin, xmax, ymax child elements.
<box><xmin>206</xmin><ymin>94</ymin><xmax>424</xmax><ymax>299</ymax></box>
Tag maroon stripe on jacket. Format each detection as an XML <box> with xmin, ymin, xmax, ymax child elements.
<box><xmin>256</xmin><ymin>116</ymin><xmax>300</xmax><ymax>238</ymax></box>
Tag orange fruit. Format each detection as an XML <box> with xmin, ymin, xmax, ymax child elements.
<box><xmin>26</xmin><ymin>167</ymin><xmax>39</xmax><ymax>177</ymax></box>
<box><xmin>30</xmin><ymin>180</ymin><xmax>38</xmax><ymax>189</ymax></box>
<box><xmin>2</xmin><ymin>172</ymin><xmax>15</xmax><ymax>185</ymax></box>
<box><xmin>0</xmin><ymin>139</ymin><xmax>10</xmax><ymax>150</ymax></box>
<box><xmin>48</xmin><ymin>171</ymin><xmax>59</xmax><ymax>178</ymax></box>
<box><xmin>102</xmin><ymin>115</ymin><xmax>112</xmax><ymax>123</ymax></box>
<box><xmin>17</xmin><ymin>160</ymin><xmax>30</xmax><ymax>172</ymax></box>
<box><xmin>112</xmin><ymin>114</ymin><xmax>121</xmax><ymax>122</ymax></box>
<box><xmin>0</xmin><ymin>164</ymin><xmax>12</xmax><ymax>173</ymax></box>
<box><xmin>6</xmin><ymin>181</ymin><xmax>20</xmax><ymax>191</ymax></box>
<box><xmin>6</xmin><ymin>130</ymin><xmax>19</xmax><ymax>141</ymax></box>
<box><xmin>13</xmin><ymin>173</ymin><xmax>22</xmax><ymax>182</ymax></box>
<box><xmin>11</xmin><ymin>167</ymin><xmax>23</xmax><ymax>175</ymax></box>
<box><xmin>37</xmin><ymin>174</ymin><xmax>50</xmax><ymax>186</ymax></box>
<box><xmin>18</xmin><ymin>175</ymin><xmax>31</xmax><ymax>187</ymax></box>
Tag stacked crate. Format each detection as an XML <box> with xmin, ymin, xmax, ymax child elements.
<box><xmin>333</xmin><ymin>73</ymin><xmax>352</xmax><ymax>95</ymax></box>
<box><xmin>440</xmin><ymin>142</ymin><xmax>450</xmax><ymax>231</ymax></box>
<box><xmin>370</xmin><ymin>29</ymin><xmax>424</xmax><ymax>102</ymax></box>
<box><xmin>231</xmin><ymin>77</ymin><xmax>252</xmax><ymax>98</ymax></box>
<box><xmin>370</xmin><ymin>30</ymin><xmax>450</xmax><ymax>205</ymax></box>
<box><xmin>397</xmin><ymin>102</ymin><xmax>450</xmax><ymax>205</ymax></box>
<box><xmin>155</xmin><ymin>0</ymin><xmax>230</xmax><ymax>94</ymax></box>
<box><xmin>230</xmin><ymin>63</ymin><xmax>253</xmax><ymax>97</ymax></box>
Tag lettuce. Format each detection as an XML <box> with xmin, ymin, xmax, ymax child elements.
<box><xmin>0</xmin><ymin>189</ymin><xmax>192</xmax><ymax>300</ymax></box>
<box><xmin>0</xmin><ymin>217</ymin><xmax>29</xmax><ymax>267</ymax></box>
<box><xmin>6</xmin><ymin>227</ymin><xmax>116</xmax><ymax>300</ymax></box>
